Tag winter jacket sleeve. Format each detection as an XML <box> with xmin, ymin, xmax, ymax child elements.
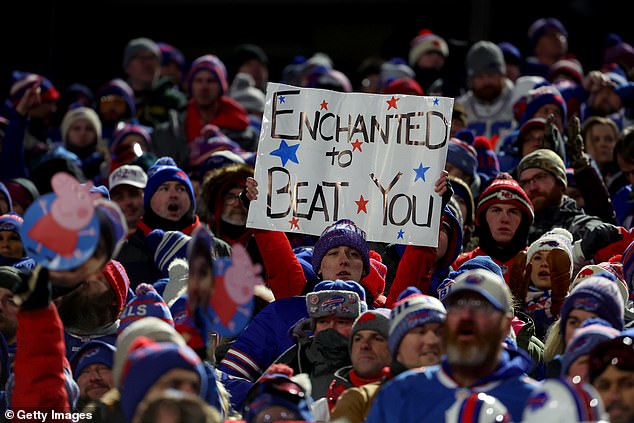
<box><xmin>573</xmin><ymin>163</ymin><xmax>617</xmax><ymax>224</ymax></box>
<box><xmin>385</xmin><ymin>245</ymin><xmax>437</xmax><ymax>307</ymax></box>
<box><xmin>217</xmin><ymin>297</ymin><xmax>308</xmax><ymax>381</ymax></box>
<box><xmin>253</xmin><ymin>229</ymin><xmax>306</xmax><ymax>298</ymax></box>
<box><xmin>593</xmin><ymin>226</ymin><xmax>634</xmax><ymax>264</ymax></box>
<box><xmin>12</xmin><ymin>304</ymin><xmax>70</xmax><ymax>412</ymax></box>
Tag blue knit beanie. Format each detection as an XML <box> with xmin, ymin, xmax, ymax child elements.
<box><xmin>118</xmin><ymin>284</ymin><xmax>174</xmax><ymax>335</ymax></box>
<box><xmin>389</xmin><ymin>293</ymin><xmax>446</xmax><ymax>357</ymax></box>
<box><xmin>560</xmin><ymin>276</ymin><xmax>625</xmax><ymax>339</ymax></box>
<box><xmin>311</xmin><ymin>219</ymin><xmax>370</xmax><ymax>277</ymax></box>
<box><xmin>519</xmin><ymin>85</ymin><xmax>568</xmax><ymax>127</ymax></box>
<box><xmin>0</xmin><ymin>213</ymin><xmax>22</xmax><ymax>234</ymax></box>
<box><xmin>561</xmin><ymin>317</ymin><xmax>620</xmax><ymax>377</ymax></box>
<box><xmin>144</xmin><ymin>164</ymin><xmax>196</xmax><ymax>212</ymax></box>
<box><xmin>244</xmin><ymin>373</ymin><xmax>314</xmax><ymax>422</ymax></box>
<box><xmin>120</xmin><ymin>338</ymin><xmax>207</xmax><ymax>422</ymax></box>
<box><xmin>447</xmin><ymin>138</ymin><xmax>478</xmax><ymax>178</ymax></box>
<box><xmin>186</xmin><ymin>54</ymin><xmax>228</xmax><ymax>96</ymax></box>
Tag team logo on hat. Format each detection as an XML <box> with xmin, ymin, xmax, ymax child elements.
<box><xmin>573</xmin><ymin>296</ymin><xmax>600</xmax><ymax>312</ymax></box>
<box><xmin>323</xmin><ymin>295</ymin><xmax>346</xmax><ymax>311</ymax></box>
<box><xmin>525</xmin><ymin>392</ymin><xmax>549</xmax><ymax>410</ymax></box>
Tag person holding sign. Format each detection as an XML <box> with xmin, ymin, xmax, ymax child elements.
<box><xmin>243</xmin><ymin>176</ymin><xmax>383</xmax><ymax>303</ymax></box>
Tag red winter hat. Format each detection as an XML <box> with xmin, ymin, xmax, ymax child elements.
<box><xmin>475</xmin><ymin>172</ymin><xmax>534</xmax><ymax>226</ymax></box>
<box><xmin>102</xmin><ymin>259</ymin><xmax>131</xmax><ymax>316</ymax></box>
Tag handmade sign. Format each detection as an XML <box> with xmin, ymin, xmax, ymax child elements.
<box><xmin>247</xmin><ymin>83</ymin><xmax>452</xmax><ymax>246</ymax></box>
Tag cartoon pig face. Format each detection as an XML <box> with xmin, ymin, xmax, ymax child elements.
<box><xmin>50</xmin><ymin>173</ymin><xmax>94</xmax><ymax>229</ymax></box>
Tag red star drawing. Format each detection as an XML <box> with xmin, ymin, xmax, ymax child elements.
<box><xmin>320</xmin><ymin>100</ymin><xmax>328</xmax><ymax>110</ymax></box>
<box><xmin>351</xmin><ymin>139</ymin><xmax>363</xmax><ymax>152</ymax></box>
<box><xmin>355</xmin><ymin>195</ymin><xmax>369</xmax><ymax>214</ymax></box>
<box><xmin>387</xmin><ymin>96</ymin><xmax>399</xmax><ymax>110</ymax></box>
<box><xmin>289</xmin><ymin>217</ymin><xmax>300</xmax><ymax>230</ymax></box>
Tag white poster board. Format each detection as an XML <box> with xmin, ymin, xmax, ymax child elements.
<box><xmin>246</xmin><ymin>83</ymin><xmax>452</xmax><ymax>247</ymax></box>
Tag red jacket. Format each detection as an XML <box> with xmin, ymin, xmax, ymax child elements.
<box><xmin>254</xmin><ymin>229</ymin><xmax>307</xmax><ymax>299</ymax></box>
<box><xmin>13</xmin><ymin>304</ymin><xmax>70</xmax><ymax>413</ymax></box>
<box><xmin>385</xmin><ymin>246</ymin><xmax>437</xmax><ymax>308</ymax></box>
<box><xmin>452</xmin><ymin>246</ymin><xmax>522</xmax><ymax>285</ymax></box>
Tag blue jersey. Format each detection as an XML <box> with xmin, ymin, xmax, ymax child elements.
<box><xmin>366</xmin><ymin>353</ymin><xmax>540</xmax><ymax>422</ymax></box>
<box><xmin>218</xmin><ymin>296</ymin><xmax>308</xmax><ymax>381</ymax></box>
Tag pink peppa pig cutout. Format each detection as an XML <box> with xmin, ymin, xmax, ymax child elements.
<box><xmin>205</xmin><ymin>243</ymin><xmax>263</xmax><ymax>337</ymax></box>
<box><xmin>20</xmin><ymin>172</ymin><xmax>100</xmax><ymax>270</ymax></box>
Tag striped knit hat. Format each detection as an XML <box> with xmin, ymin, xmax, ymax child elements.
<box><xmin>102</xmin><ymin>260</ymin><xmax>131</xmax><ymax>316</ymax></box>
<box><xmin>561</xmin><ymin>317</ymin><xmax>620</xmax><ymax>377</ymax></box>
<box><xmin>560</xmin><ymin>276</ymin><xmax>625</xmax><ymax>340</ymax></box>
<box><xmin>388</xmin><ymin>294</ymin><xmax>446</xmax><ymax>357</ymax></box>
<box><xmin>475</xmin><ymin>172</ymin><xmax>534</xmax><ymax>226</ymax></box>
<box><xmin>118</xmin><ymin>283</ymin><xmax>174</xmax><ymax>335</ymax></box>
<box><xmin>146</xmin><ymin>229</ymin><xmax>191</xmax><ymax>277</ymax></box>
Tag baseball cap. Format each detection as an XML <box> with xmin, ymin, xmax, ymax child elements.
<box><xmin>109</xmin><ymin>164</ymin><xmax>148</xmax><ymax>190</ymax></box>
<box><xmin>445</xmin><ymin>268</ymin><xmax>512</xmax><ymax>315</ymax></box>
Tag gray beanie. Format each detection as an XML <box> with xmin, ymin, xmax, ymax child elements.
<box><xmin>0</xmin><ymin>266</ymin><xmax>23</xmax><ymax>292</ymax></box>
<box><xmin>466</xmin><ymin>41</ymin><xmax>506</xmax><ymax>78</ymax></box>
<box><xmin>122</xmin><ymin>37</ymin><xmax>161</xmax><ymax>69</ymax></box>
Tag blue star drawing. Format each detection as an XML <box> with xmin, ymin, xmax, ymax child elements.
<box><xmin>279</xmin><ymin>96</ymin><xmax>286</xmax><ymax>104</ymax></box>
<box><xmin>413</xmin><ymin>163</ymin><xmax>430</xmax><ymax>182</ymax></box>
<box><xmin>433</xmin><ymin>98</ymin><xmax>439</xmax><ymax>106</ymax></box>
<box><xmin>270</xmin><ymin>140</ymin><xmax>300</xmax><ymax>166</ymax></box>
<box><xmin>397</xmin><ymin>229</ymin><xmax>405</xmax><ymax>239</ymax></box>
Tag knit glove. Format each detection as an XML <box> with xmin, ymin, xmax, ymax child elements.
<box><xmin>546</xmin><ymin>249</ymin><xmax>571</xmax><ymax>316</ymax></box>
<box><xmin>442</xmin><ymin>177</ymin><xmax>454</xmax><ymax>210</ymax></box>
<box><xmin>508</xmin><ymin>250</ymin><xmax>530</xmax><ymax>309</ymax></box>
<box><xmin>541</xmin><ymin>113</ymin><xmax>564</xmax><ymax>153</ymax></box>
<box><xmin>12</xmin><ymin>265</ymin><xmax>52</xmax><ymax>311</ymax></box>
<box><xmin>567</xmin><ymin>115</ymin><xmax>590</xmax><ymax>171</ymax></box>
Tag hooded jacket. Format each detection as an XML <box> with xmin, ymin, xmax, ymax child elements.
<box><xmin>366</xmin><ymin>347</ymin><xmax>540</xmax><ymax>423</ymax></box>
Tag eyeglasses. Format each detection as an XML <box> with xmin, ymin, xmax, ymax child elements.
<box><xmin>223</xmin><ymin>192</ymin><xmax>241</xmax><ymax>204</ymax></box>
<box><xmin>98</xmin><ymin>95</ymin><xmax>128</xmax><ymax>115</ymax></box>
<box><xmin>518</xmin><ymin>171</ymin><xmax>551</xmax><ymax>189</ymax></box>
<box><xmin>445</xmin><ymin>297</ymin><xmax>496</xmax><ymax>315</ymax></box>
<box><xmin>589</xmin><ymin>336</ymin><xmax>634</xmax><ymax>380</ymax></box>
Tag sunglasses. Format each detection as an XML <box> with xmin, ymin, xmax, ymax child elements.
<box><xmin>589</xmin><ymin>335</ymin><xmax>634</xmax><ymax>380</ymax></box>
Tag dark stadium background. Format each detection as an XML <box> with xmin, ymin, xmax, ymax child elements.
<box><xmin>2</xmin><ymin>0</ymin><xmax>632</xmax><ymax>96</ymax></box>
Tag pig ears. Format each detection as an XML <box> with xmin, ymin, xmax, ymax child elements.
<box><xmin>20</xmin><ymin>172</ymin><xmax>100</xmax><ymax>270</ymax></box>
